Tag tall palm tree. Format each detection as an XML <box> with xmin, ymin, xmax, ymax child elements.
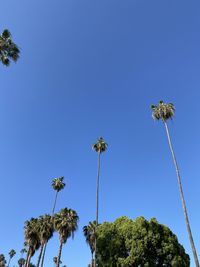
<box><xmin>83</xmin><ymin>221</ymin><xmax>96</xmax><ymax>267</ymax></box>
<box><xmin>8</xmin><ymin>249</ymin><xmax>16</xmax><ymax>267</ymax></box>
<box><xmin>36</xmin><ymin>215</ymin><xmax>54</xmax><ymax>267</ymax></box>
<box><xmin>54</xmin><ymin>208</ymin><xmax>79</xmax><ymax>267</ymax></box>
<box><xmin>0</xmin><ymin>29</ymin><xmax>20</xmax><ymax>66</ymax></box>
<box><xmin>40</xmin><ymin>177</ymin><xmax>66</xmax><ymax>267</ymax></box>
<box><xmin>151</xmin><ymin>100</ymin><xmax>199</xmax><ymax>267</ymax></box>
<box><xmin>92</xmin><ymin>137</ymin><xmax>107</xmax><ymax>266</ymax></box>
<box><xmin>52</xmin><ymin>176</ymin><xmax>66</xmax><ymax>214</ymax></box>
<box><xmin>24</xmin><ymin>218</ymin><xmax>40</xmax><ymax>267</ymax></box>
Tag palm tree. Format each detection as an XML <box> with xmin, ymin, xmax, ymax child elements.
<box><xmin>53</xmin><ymin>257</ymin><xmax>62</xmax><ymax>267</ymax></box>
<box><xmin>20</xmin><ymin>248</ymin><xmax>27</xmax><ymax>259</ymax></box>
<box><xmin>0</xmin><ymin>254</ymin><xmax>6</xmax><ymax>267</ymax></box>
<box><xmin>83</xmin><ymin>221</ymin><xmax>96</xmax><ymax>267</ymax></box>
<box><xmin>151</xmin><ymin>100</ymin><xmax>199</xmax><ymax>267</ymax></box>
<box><xmin>52</xmin><ymin>176</ymin><xmax>66</xmax><ymax>214</ymax></box>
<box><xmin>8</xmin><ymin>249</ymin><xmax>16</xmax><ymax>267</ymax></box>
<box><xmin>24</xmin><ymin>218</ymin><xmax>40</xmax><ymax>267</ymax></box>
<box><xmin>40</xmin><ymin>177</ymin><xmax>66</xmax><ymax>267</ymax></box>
<box><xmin>92</xmin><ymin>137</ymin><xmax>107</xmax><ymax>266</ymax></box>
<box><xmin>36</xmin><ymin>215</ymin><xmax>54</xmax><ymax>267</ymax></box>
<box><xmin>0</xmin><ymin>29</ymin><xmax>20</xmax><ymax>66</ymax></box>
<box><xmin>18</xmin><ymin>258</ymin><xmax>25</xmax><ymax>267</ymax></box>
<box><xmin>54</xmin><ymin>208</ymin><xmax>79</xmax><ymax>267</ymax></box>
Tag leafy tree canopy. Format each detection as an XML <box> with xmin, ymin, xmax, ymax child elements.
<box><xmin>96</xmin><ymin>216</ymin><xmax>190</xmax><ymax>267</ymax></box>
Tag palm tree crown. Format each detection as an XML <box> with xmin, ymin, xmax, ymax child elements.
<box><xmin>38</xmin><ymin>214</ymin><xmax>54</xmax><ymax>245</ymax></box>
<box><xmin>151</xmin><ymin>100</ymin><xmax>175</xmax><ymax>121</ymax></box>
<box><xmin>53</xmin><ymin>208</ymin><xmax>78</xmax><ymax>267</ymax></box>
<box><xmin>0</xmin><ymin>29</ymin><xmax>20</xmax><ymax>66</ymax></box>
<box><xmin>0</xmin><ymin>254</ymin><xmax>6</xmax><ymax>267</ymax></box>
<box><xmin>54</xmin><ymin>208</ymin><xmax>79</xmax><ymax>243</ymax></box>
<box><xmin>92</xmin><ymin>137</ymin><xmax>108</xmax><ymax>153</ymax></box>
<box><xmin>24</xmin><ymin>218</ymin><xmax>40</xmax><ymax>267</ymax></box>
<box><xmin>83</xmin><ymin>221</ymin><xmax>96</xmax><ymax>256</ymax></box>
<box><xmin>18</xmin><ymin>257</ymin><xmax>25</xmax><ymax>267</ymax></box>
<box><xmin>8</xmin><ymin>249</ymin><xmax>16</xmax><ymax>259</ymax></box>
<box><xmin>52</xmin><ymin>176</ymin><xmax>66</xmax><ymax>192</ymax></box>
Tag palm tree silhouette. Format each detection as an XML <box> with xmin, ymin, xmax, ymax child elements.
<box><xmin>0</xmin><ymin>29</ymin><xmax>20</xmax><ymax>66</ymax></box>
<box><xmin>36</xmin><ymin>215</ymin><xmax>54</xmax><ymax>267</ymax></box>
<box><xmin>92</xmin><ymin>137</ymin><xmax>107</xmax><ymax>266</ymax></box>
<box><xmin>24</xmin><ymin>218</ymin><xmax>40</xmax><ymax>267</ymax></box>
<box><xmin>83</xmin><ymin>221</ymin><xmax>96</xmax><ymax>267</ymax></box>
<box><xmin>54</xmin><ymin>208</ymin><xmax>79</xmax><ymax>267</ymax></box>
<box><xmin>40</xmin><ymin>176</ymin><xmax>65</xmax><ymax>267</ymax></box>
<box><xmin>151</xmin><ymin>100</ymin><xmax>199</xmax><ymax>267</ymax></box>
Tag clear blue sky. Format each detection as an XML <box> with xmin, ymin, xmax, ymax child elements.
<box><xmin>1</xmin><ymin>0</ymin><xmax>200</xmax><ymax>266</ymax></box>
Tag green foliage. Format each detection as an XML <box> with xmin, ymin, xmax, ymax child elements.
<box><xmin>92</xmin><ymin>137</ymin><xmax>108</xmax><ymax>153</ymax></box>
<box><xmin>151</xmin><ymin>100</ymin><xmax>175</xmax><ymax>121</ymax></box>
<box><xmin>83</xmin><ymin>221</ymin><xmax>97</xmax><ymax>255</ymax></box>
<box><xmin>54</xmin><ymin>208</ymin><xmax>79</xmax><ymax>244</ymax></box>
<box><xmin>0</xmin><ymin>29</ymin><xmax>20</xmax><ymax>66</ymax></box>
<box><xmin>37</xmin><ymin>214</ymin><xmax>54</xmax><ymax>245</ymax></box>
<box><xmin>96</xmin><ymin>216</ymin><xmax>190</xmax><ymax>267</ymax></box>
<box><xmin>24</xmin><ymin>218</ymin><xmax>40</xmax><ymax>257</ymax></box>
<box><xmin>52</xmin><ymin>177</ymin><xmax>66</xmax><ymax>192</ymax></box>
<box><xmin>8</xmin><ymin>249</ymin><xmax>16</xmax><ymax>258</ymax></box>
<box><xmin>18</xmin><ymin>257</ymin><xmax>25</xmax><ymax>267</ymax></box>
<box><xmin>0</xmin><ymin>254</ymin><xmax>6</xmax><ymax>267</ymax></box>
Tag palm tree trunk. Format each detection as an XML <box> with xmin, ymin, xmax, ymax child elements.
<box><xmin>164</xmin><ymin>121</ymin><xmax>199</xmax><ymax>267</ymax></box>
<box><xmin>7</xmin><ymin>257</ymin><xmax>11</xmax><ymax>267</ymax></box>
<box><xmin>94</xmin><ymin>151</ymin><xmax>101</xmax><ymax>267</ymax></box>
<box><xmin>36</xmin><ymin>244</ymin><xmax>44</xmax><ymax>267</ymax></box>
<box><xmin>24</xmin><ymin>247</ymin><xmax>30</xmax><ymax>267</ymax></box>
<box><xmin>52</xmin><ymin>191</ymin><xmax>58</xmax><ymax>214</ymax></box>
<box><xmin>40</xmin><ymin>243</ymin><xmax>47</xmax><ymax>267</ymax></box>
<box><xmin>96</xmin><ymin>151</ymin><xmax>101</xmax><ymax>225</ymax></box>
<box><xmin>91</xmin><ymin>252</ymin><xmax>94</xmax><ymax>267</ymax></box>
<box><xmin>26</xmin><ymin>252</ymin><xmax>32</xmax><ymax>267</ymax></box>
<box><xmin>40</xmin><ymin>191</ymin><xmax>58</xmax><ymax>267</ymax></box>
<box><xmin>56</xmin><ymin>240</ymin><xmax>63</xmax><ymax>267</ymax></box>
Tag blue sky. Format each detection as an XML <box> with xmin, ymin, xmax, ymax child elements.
<box><xmin>1</xmin><ymin>0</ymin><xmax>200</xmax><ymax>266</ymax></box>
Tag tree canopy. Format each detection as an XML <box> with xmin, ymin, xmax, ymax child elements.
<box><xmin>96</xmin><ymin>216</ymin><xmax>190</xmax><ymax>267</ymax></box>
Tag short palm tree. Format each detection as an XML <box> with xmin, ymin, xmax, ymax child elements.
<box><xmin>36</xmin><ymin>215</ymin><xmax>54</xmax><ymax>267</ymax></box>
<box><xmin>0</xmin><ymin>254</ymin><xmax>6</xmax><ymax>267</ymax></box>
<box><xmin>24</xmin><ymin>218</ymin><xmax>40</xmax><ymax>267</ymax></box>
<box><xmin>8</xmin><ymin>249</ymin><xmax>16</xmax><ymax>267</ymax></box>
<box><xmin>151</xmin><ymin>100</ymin><xmax>199</xmax><ymax>267</ymax></box>
<box><xmin>20</xmin><ymin>248</ymin><xmax>27</xmax><ymax>258</ymax></box>
<box><xmin>92</xmin><ymin>137</ymin><xmax>107</xmax><ymax>266</ymax></box>
<box><xmin>18</xmin><ymin>257</ymin><xmax>25</xmax><ymax>267</ymax></box>
<box><xmin>52</xmin><ymin>176</ymin><xmax>66</xmax><ymax>214</ymax></box>
<box><xmin>83</xmin><ymin>221</ymin><xmax>96</xmax><ymax>267</ymax></box>
<box><xmin>54</xmin><ymin>208</ymin><xmax>79</xmax><ymax>267</ymax></box>
<box><xmin>0</xmin><ymin>29</ymin><xmax>20</xmax><ymax>66</ymax></box>
<box><xmin>53</xmin><ymin>257</ymin><xmax>62</xmax><ymax>267</ymax></box>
